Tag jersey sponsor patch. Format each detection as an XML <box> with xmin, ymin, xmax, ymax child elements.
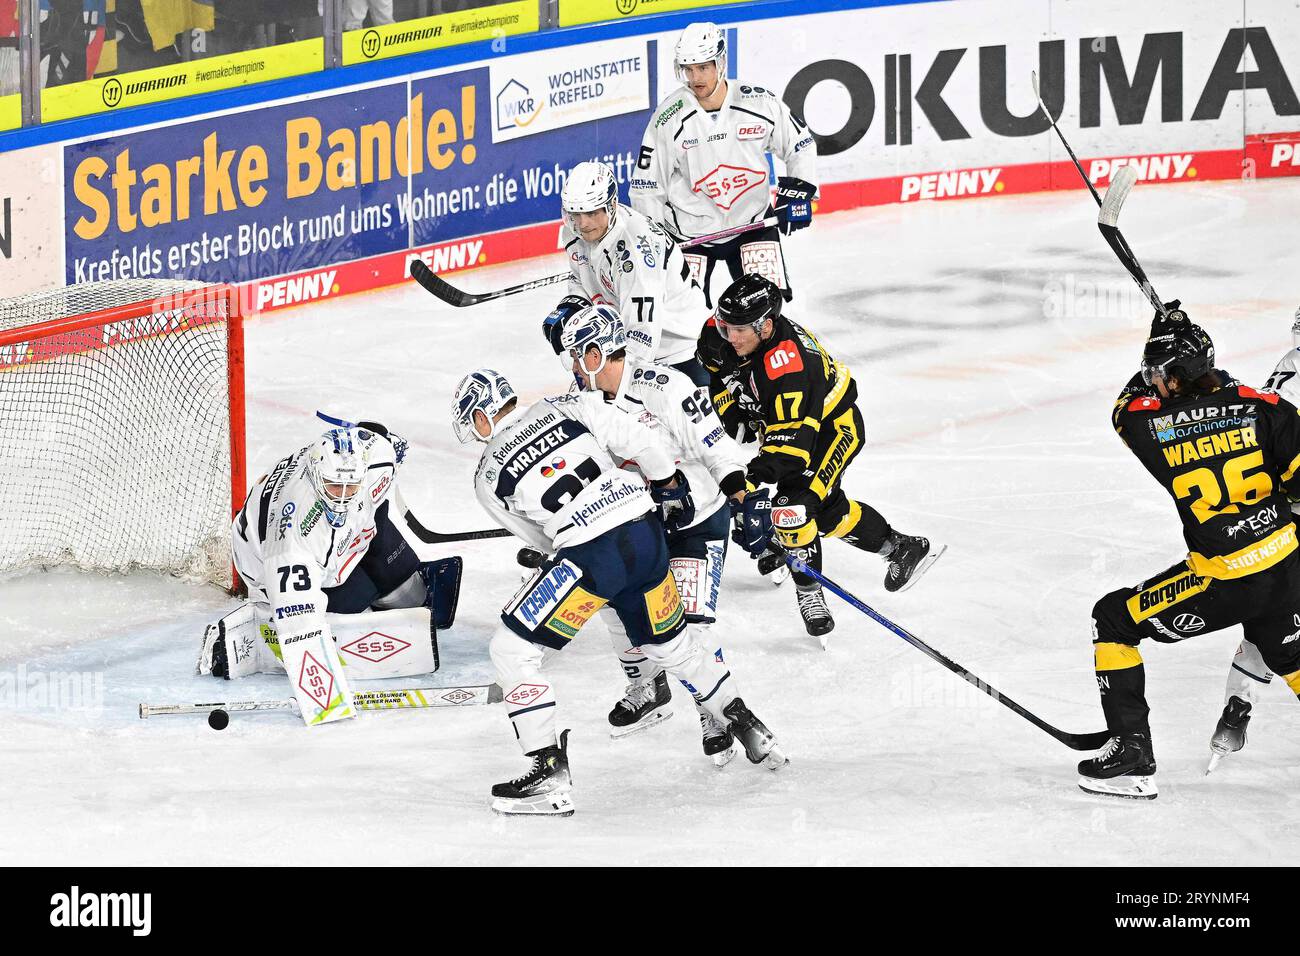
<box><xmin>765</xmin><ymin>341</ymin><xmax>804</xmax><ymax>379</ymax></box>
<box><xmin>543</xmin><ymin>586</ymin><xmax>607</xmax><ymax>639</ymax></box>
<box><xmin>507</xmin><ymin>559</ymin><xmax>583</xmax><ymax>631</ymax></box>
<box><xmin>1237</xmin><ymin>385</ymin><xmax>1280</xmax><ymax>404</ymax></box>
<box><xmin>736</xmin><ymin>124</ymin><xmax>767</xmax><ymax>140</ymax></box>
<box><xmin>693</xmin><ymin>164</ymin><xmax>769</xmax><ymax>211</ymax></box>
<box><xmin>1127</xmin><ymin>396</ymin><xmax>1161</xmax><ymax>412</ymax></box>
<box><xmin>644</xmin><ymin>571</ymin><xmax>685</xmax><ymax>636</ymax></box>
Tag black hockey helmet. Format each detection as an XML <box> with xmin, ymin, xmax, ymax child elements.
<box><xmin>1141</xmin><ymin>304</ymin><xmax>1214</xmax><ymax>389</ymax></box>
<box><xmin>716</xmin><ymin>273</ymin><xmax>782</xmax><ymax>332</ymax></box>
<box><xmin>696</xmin><ymin>317</ymin><xmax>742</xmax><ymax>373</ymax></box>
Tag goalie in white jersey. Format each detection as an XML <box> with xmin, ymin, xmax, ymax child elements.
<box><xmin>544</xmin><ymin>161</ymin><xmax>710</xmax><ymax>382</ymax></box>
<box><xmin>197</xmin><ymin>419</ymin><xmax>462</xmax><ymax>727</ymax></box>
<box><xmin>559</xmin><ymin>303</ymin><xmax>753</xmax><ymax>757</ymax></box>
<box><xmin>453</xmin><ymin>367</ymin><xmax>787</xmax><ymax>816</ymax></box>
<box><xmin>630</xmin><ymin>21</ymin><xmax>818</xmax><ymax>306</ymax></box>
<box><xmin>1208</xmin><ymin>305</ymin><xmax>1300</xmax><ymax>771</ymax></box>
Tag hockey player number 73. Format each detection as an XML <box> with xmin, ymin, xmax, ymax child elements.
<box><xmin>278</xmin><ymin>564</ymin><xmax>312</xmax><ymax>591</ymax></box>
<box><xmin>1173</xmin><ymin>452</ymin><xmax>1271</xmax><ymax>523</ymax></box>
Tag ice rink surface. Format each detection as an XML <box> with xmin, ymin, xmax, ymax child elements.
<box><xmin>4</xmin><ymin>176</ymin><xmax>1299</xmax><ymax>865</ymax></box>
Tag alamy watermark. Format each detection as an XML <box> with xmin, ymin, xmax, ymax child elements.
<box><xmin>0</xmin><ymin>664</ymin><xmax>104</xmax><ymax>716</ymax></box>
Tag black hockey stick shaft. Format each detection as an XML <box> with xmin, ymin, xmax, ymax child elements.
<box><xmin>784</xmin><ymin>552</ymin><xmax>1111</xmax><ymax>751</ymax></box>
<box><xmin>409</xmin><ymin>218</ymin><xmax>780</xmax><ymax>308</ymax></box>
<box><xmin>1031</xmin><ymin>72</ymin><xmax>1173</xmax><ymax>318</ymax></box>
<box><xmin>403</xmin><ymin>509</ymin><xmax>512</xmax><ymax>543</ymax></box>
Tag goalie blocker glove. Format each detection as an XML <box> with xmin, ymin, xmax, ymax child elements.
<box><xmin>775</xmin><ymin>176</ymin><xmax>816</xmax><ymax>235</ymax></box>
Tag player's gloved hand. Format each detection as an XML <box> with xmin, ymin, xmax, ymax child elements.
<box><xmin>775</xmin><ymin>176</ymin><xmax>816</xmax><ymax>236</ymax></box>
<box><xmin>650</xmin><ymin>470</ymin><xmax>695</xmax><ymax>533</ymax></box>
<box><xmin>1150</xmin><ymin>299</ymin><xmax>1188</xmax><ymax>334</ymax></box>
<box><xmin>730</xmin><ymin>487</ymin><xmax>773</xmax><ymax>556</ymax></box>
<box><xmin>357</xmin><ymin>421</ymin><xmax>407</xmax><ymax>464</ymax></box>
<box><xmin>543</xmin><ymin>295</ymin><xmax>592</xmax><ymax>355</ymax></box>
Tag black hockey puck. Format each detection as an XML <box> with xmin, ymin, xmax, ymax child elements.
<box><xmin>517</xmin><ymin>547</ymin><xmax>545</xmax><ymax>569</ymax></box>
<box><xmin>208</xmin><ymin>709</ymin><xmax>229</xmax><ymax>731</ymax></box>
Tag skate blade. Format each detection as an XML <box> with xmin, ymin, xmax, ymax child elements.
<box><xmin>819</xmin><ymin>632</ymin><xmax>831</xmax><ymax>651</ymax></box>
<box><xmin>1205</xmin><ymin>752</ymin><xmax>1224</xmax><ymax>776</ymax></box>
<box><xmin>893</xmin><ymin>543</ymin><xmax>947</xmax><ymax>593</ymax></box>
<box><xmin>767</xmin><ymin>565</ymin><xmax>790</xmax><ymax>587</ymax></box>
<box><xmin>762</xmin><ymin>744</ymin><xmax>790</xmax><ymax>771</ymax></box>
<box><xmin>491</xmin><ymin>789</ymin><xmax>576</xmax><ymax>817</ymax></box>
<box><xmin>708</xmin><ymin>743</ymin><xmax>738</xmax><ymax>768</ymax></box>
<box><xmin>1077</xmin><ymin>774</ymin><xmax>1158</xmax><ymax>800</ymax></box>
<box><xmin>608</xmin><ymin>706</ymin><xmax>674</xmax><ymax>739</ymax></box>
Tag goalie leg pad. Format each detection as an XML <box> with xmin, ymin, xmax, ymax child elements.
<box><xmin>198</xmin><ymin>602</ymin><xmax>278</xmax><ymax>679</ymax></box>
<box><xmin>330</xmin><ymin>606</ymin><xmax>439</xmax><ymax>679</ymax></box>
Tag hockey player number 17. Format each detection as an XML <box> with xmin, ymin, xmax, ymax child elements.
<box><xmin>772</xmin><ymin>392</ymin><xmax>802</xmax><ymax>421</ymax></box>
<box><xmin>1172</xmin><ymin>451</ymin><xmax>1272</xmax><ymax>523</ymax></box>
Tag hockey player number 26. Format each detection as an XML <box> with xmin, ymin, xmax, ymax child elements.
<box><xmin>1172</xmin><ymin>451</ymin><xmax>1272</xmax><ymax>523</ymax></box>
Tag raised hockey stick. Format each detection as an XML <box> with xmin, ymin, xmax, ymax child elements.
<box><xmin>410</xmin><ymin>217</ymin><xmax>781</xmax><ymax>308</ymax></box>
<box><xmin>1030</xmin><ymin>72</ymin><xmax>1176</xmax><ymax>320</ymax></box>
<box><xmin>139</xmin><ymin>683</ymin><xmax>503</xmax><ymax>718</ymax></box>
<box><xmin>402</xmin><ymin>509</ymin><xmax>511</xmax><ymax>543</ymax></box>
<box><xmin>782</xmin><ymin>553</ymin><xmax>1112</xmax><ymax>751</ymax></box>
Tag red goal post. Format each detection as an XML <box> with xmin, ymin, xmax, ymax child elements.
<box><xmin>0</xmin><ymin>281</ymin><xmax>246</xmax><ymax>589</ymax></box>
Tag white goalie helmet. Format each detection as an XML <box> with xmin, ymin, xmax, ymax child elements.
<box><xmin>1292</xmin><ymin>305</ymin><xmax>1300</xmax><ymax>349</ymax></box>
<box><xmin>307</xmin><ymin>428</ymin><xmax>369</xmax><ymax>527</ymax></box>
<box><xmin>674</xmin><ymin>22</ymin><xmax>726</xmax><ymax>90</ymax></box>
<box><xmin>561</xmin><ymin>161</ymin><xmax>619</xmax><ymax>234</ymax></box>
<box><xmin>452</xmin><ymin>368</ymin><xmax>517</xmax><ymax>443</ymax></box>
<box><xmin>560</xmin><ymin>304</ymin><xmax>627</xmax><ymax>387</ymax></box>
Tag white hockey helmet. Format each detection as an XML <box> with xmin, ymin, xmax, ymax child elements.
<box><xmin>452</xmin><ymin>368</ymin><xmax>517</xmax><ymax>443</ymax></box>
<box><xmin>1292</xmin><ymin>305</ymin><xmax>1300</xmax><ymax>349</ymax></box>
<box><xmin>562</xmin><ymin>161</ymin><xmax>619</xmax><ymax>235</ymax></box>
<box><xmin>307</xmin><ymin>428</ymin><xmax>369</xmax><ymax>527</ymax></box>
<box><xmin>560</xmin><ymin>304</ymin><xmax>627</xmax><ymax>387</ymax></box>
<box><xmin>674</xmin><ymin>22</ymin><xmax>726</xmax><ymax>91</ymax></box>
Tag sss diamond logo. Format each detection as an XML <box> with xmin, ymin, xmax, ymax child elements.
<box><xmin>505</xmin><ymin>683</ymin><xmax>548</xmax><ymax>706</ymax></box>
<box><xmin>693</xmin><ymin>165</ymin><xmax>768</xmax><ymax>210</ymax></box>
<box><xmin>441</xmin><ymin>689</ymin><xmax>474</xmax><ymax>704</ymax></box>
<box><xmin>340</xmin><ymin>632</ymin><xmax>411</xmax><ymax>663</ymax></box>
<box><xmin>298</xmin><ymin>650</ymin><xmax>335</xmax><ymax>710</ymax></box>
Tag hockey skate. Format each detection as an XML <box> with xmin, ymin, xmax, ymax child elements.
<box><xmin>1206</xmin><ymin>696</ymin><xmax>1252</xmax><ymax>775</ymax></box>
<box><xmin>723</xmin><ymin>698</ymin><xmax>789</xmax><ymax>770</ymax></box>
<box><xmin>1077</xmin><ymin>733</ymin><xmax>1158</xmax><ymax>800</ymax></box>
<box><xmin>795</xmin><ymin>584</ymin><xmax>835</xmax><ymax>645</ymax></box>
<box><xmin>699</xmin><ymin>709</ymin><xmax>737</xmax><ymax>768</ymax></box>
<box><xmin>756</xmin><ymin>547</ymin><xmax>790</xmax><ymax>586</ymax></box>
<box><xmin>491</xmin><ymin>730</ymin><xmax>575</xmax><ymax>816</ymax></box>
<box><xmin>884</xmin><ymin>533</ymin><xmax>945</xmax><ymax>593</ymax></box>
<box><xmin>608</xmin><ymin>671</ymin><xmax>674</xmax><ymax>739</ymax></box>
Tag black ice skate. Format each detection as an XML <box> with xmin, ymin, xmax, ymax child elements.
<box><xmin>883</xmin><ymin>532</ymin><xmax>946</xmax><ymax>593</ymax></box>
<box><xmin>608</xmin><ymin>671</ymin><xmax>674</xmax><ymax>739</ymax></box>
<box><xmin>1206</xmin><ymin>696</ymin><xmax>1252</xmax><ymax>775</ymax></box>
<box><xmin>699</xmin><ymin>710</ymin><xmax>737</xmax><ymax>768</ymax></box>
<box><xmin>1077</xmin><ymin>733</ymin><xmax>1158</xmax><ymax>800</ymax></box>
<box><xmin>756</xmin><ymin>547</ymin><xmax>790</xmax><ymax>586</ymax></box>
<box><xmin>722</xmin><ymin>698</ymin><xmax>788</xmax><ymax>770</ymax></box>
<box><xmin>490</xmin><ymin>729</ymin><xmax>574</xmax><ymax>816</ymax></box>
<box><xmin>795</xmin><ymin>584</ymin><xmax>835</xmax><ymax>646</ymax></box>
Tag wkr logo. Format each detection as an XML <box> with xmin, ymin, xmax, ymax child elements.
<box><xmin>496</xmin><ymin>79</ymin><xmax>543</xmax><ymax>130</ymax></box>
<box><xmin>50</xmin><ymin>886</ymin><xmax>151</xmax><ymax>936</ymax></box>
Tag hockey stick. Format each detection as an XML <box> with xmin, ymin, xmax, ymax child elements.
<box><xmin>782</xmin><ymin>553</ymin><xmax>1112</xmax><ymax>751</ymax></box>
<box><xmin>1030</xmin><ymin>72</ymin><xmax>1176</xmax><ymax>320</ymax></box>
<box><xmin>402</xmin><ymin>510</ymin><xmax>511</xmax><ymax>543</ymax></box>
<box><xmin>409</xmin><ymin>217</ymin><xmax>781</xmax><ymax>308</ymax></box>
<box><xmin>139</xmin><ymin>683</ymin><xmax>503</xmax><ymax>718</ymax></box>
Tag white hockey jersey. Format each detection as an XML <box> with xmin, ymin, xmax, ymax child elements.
<box><xmin>562</xmin><ymin>204</ymin><xmax>706</xmax><ymax>367</ymax></box>
<box><xmin>610</xmin><ymin>360</ymin><xmax>750</xmax><ymax>530</ymax></box>
<box><xmin>232</xmin><ymin>431</ymin><xmax>401</xmax><ymax>618</ymax></box>
<box><xmin>1265</xmin><ymin>347</ymin><xmax>1300</xmax><ymax>405</ymax></box>
<box><xmin>474</xmin><ymin>393</ymin><xmax>678</xmax><ymax>552</ymax></box>
<box><xmin>630</xmin><ymin>80</ymin><xmax>817</xmax><ymax>241</ymax></box>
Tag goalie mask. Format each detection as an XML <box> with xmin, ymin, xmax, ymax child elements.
<box><xmin>560</xmin><ymin>304</ymin><xmax>627</xmax><ymax>388</ymax></box>
<box><xmin>562</xmin><ymin>162</ymin><xmax>619</xmax><ymax>238</ymax></box>
<box><xmin>674</xmin><ymin>22</ymin><xmax>727</xmax><ymax>97</ymax></box>
<box><xmin>452</xmin><ymin>368</ymin><xmax>517</xmax><ymax>444</ymax></box>
<box><xmin>307</xmin><ymin>429</ymin><xmax>369</xmax><ymax>528</ymax></box>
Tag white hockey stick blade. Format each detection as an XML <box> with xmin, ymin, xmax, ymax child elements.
<box><xmin>1098</xmin><ymin>165</ymin><xmax>1139</xmax><ymax>227</ymax></box>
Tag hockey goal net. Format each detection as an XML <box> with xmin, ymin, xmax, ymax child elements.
<box><xmin>0</xmin><ymin>280</ymin><xmax>245</xmax><ymax>588</ymax></box>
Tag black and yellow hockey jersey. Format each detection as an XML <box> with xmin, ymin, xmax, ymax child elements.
<box><xmin>1113</xmin><ymin>371</ymin><xmax>1300</xmax><ymax>579</ymax></box>
<box><xmin>707</xmin><ymin>314</ymin><xmax>857</xmax><ymax>491</ymax></box>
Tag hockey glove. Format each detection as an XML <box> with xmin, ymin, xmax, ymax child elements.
<box><xmin>775</xmin><ymin>176</ymin><xmax>816</xmax><ymax>236</ymax></box>
<box><xmin>356</xmin><ymin>421</ymin><xmax>407</xmax><ymax>464</ymax></box>
<box><xmin>543</xmin><ymin>295</ymin><xmax>592</xmax><ymax>355</ymax></box>
<box><xmin>650</xmin><ymin>470</ymin><xmax>696</xmax><ymax>533</ymax></box>
<box><xmin>730</xmin><ymin>488</ymin><xmax>774</xmax><ymax>556</ymax></box>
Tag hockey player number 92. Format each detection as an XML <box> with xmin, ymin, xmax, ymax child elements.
<box><xmin>540</xmin><ymin>457</ymin><xmax>602</xmax><ymax>513</ymax></box>
<box><xmin>1172</xmin><ymin>451</ymin><xmax>1272</xmax><ymax>523</ymax></box>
